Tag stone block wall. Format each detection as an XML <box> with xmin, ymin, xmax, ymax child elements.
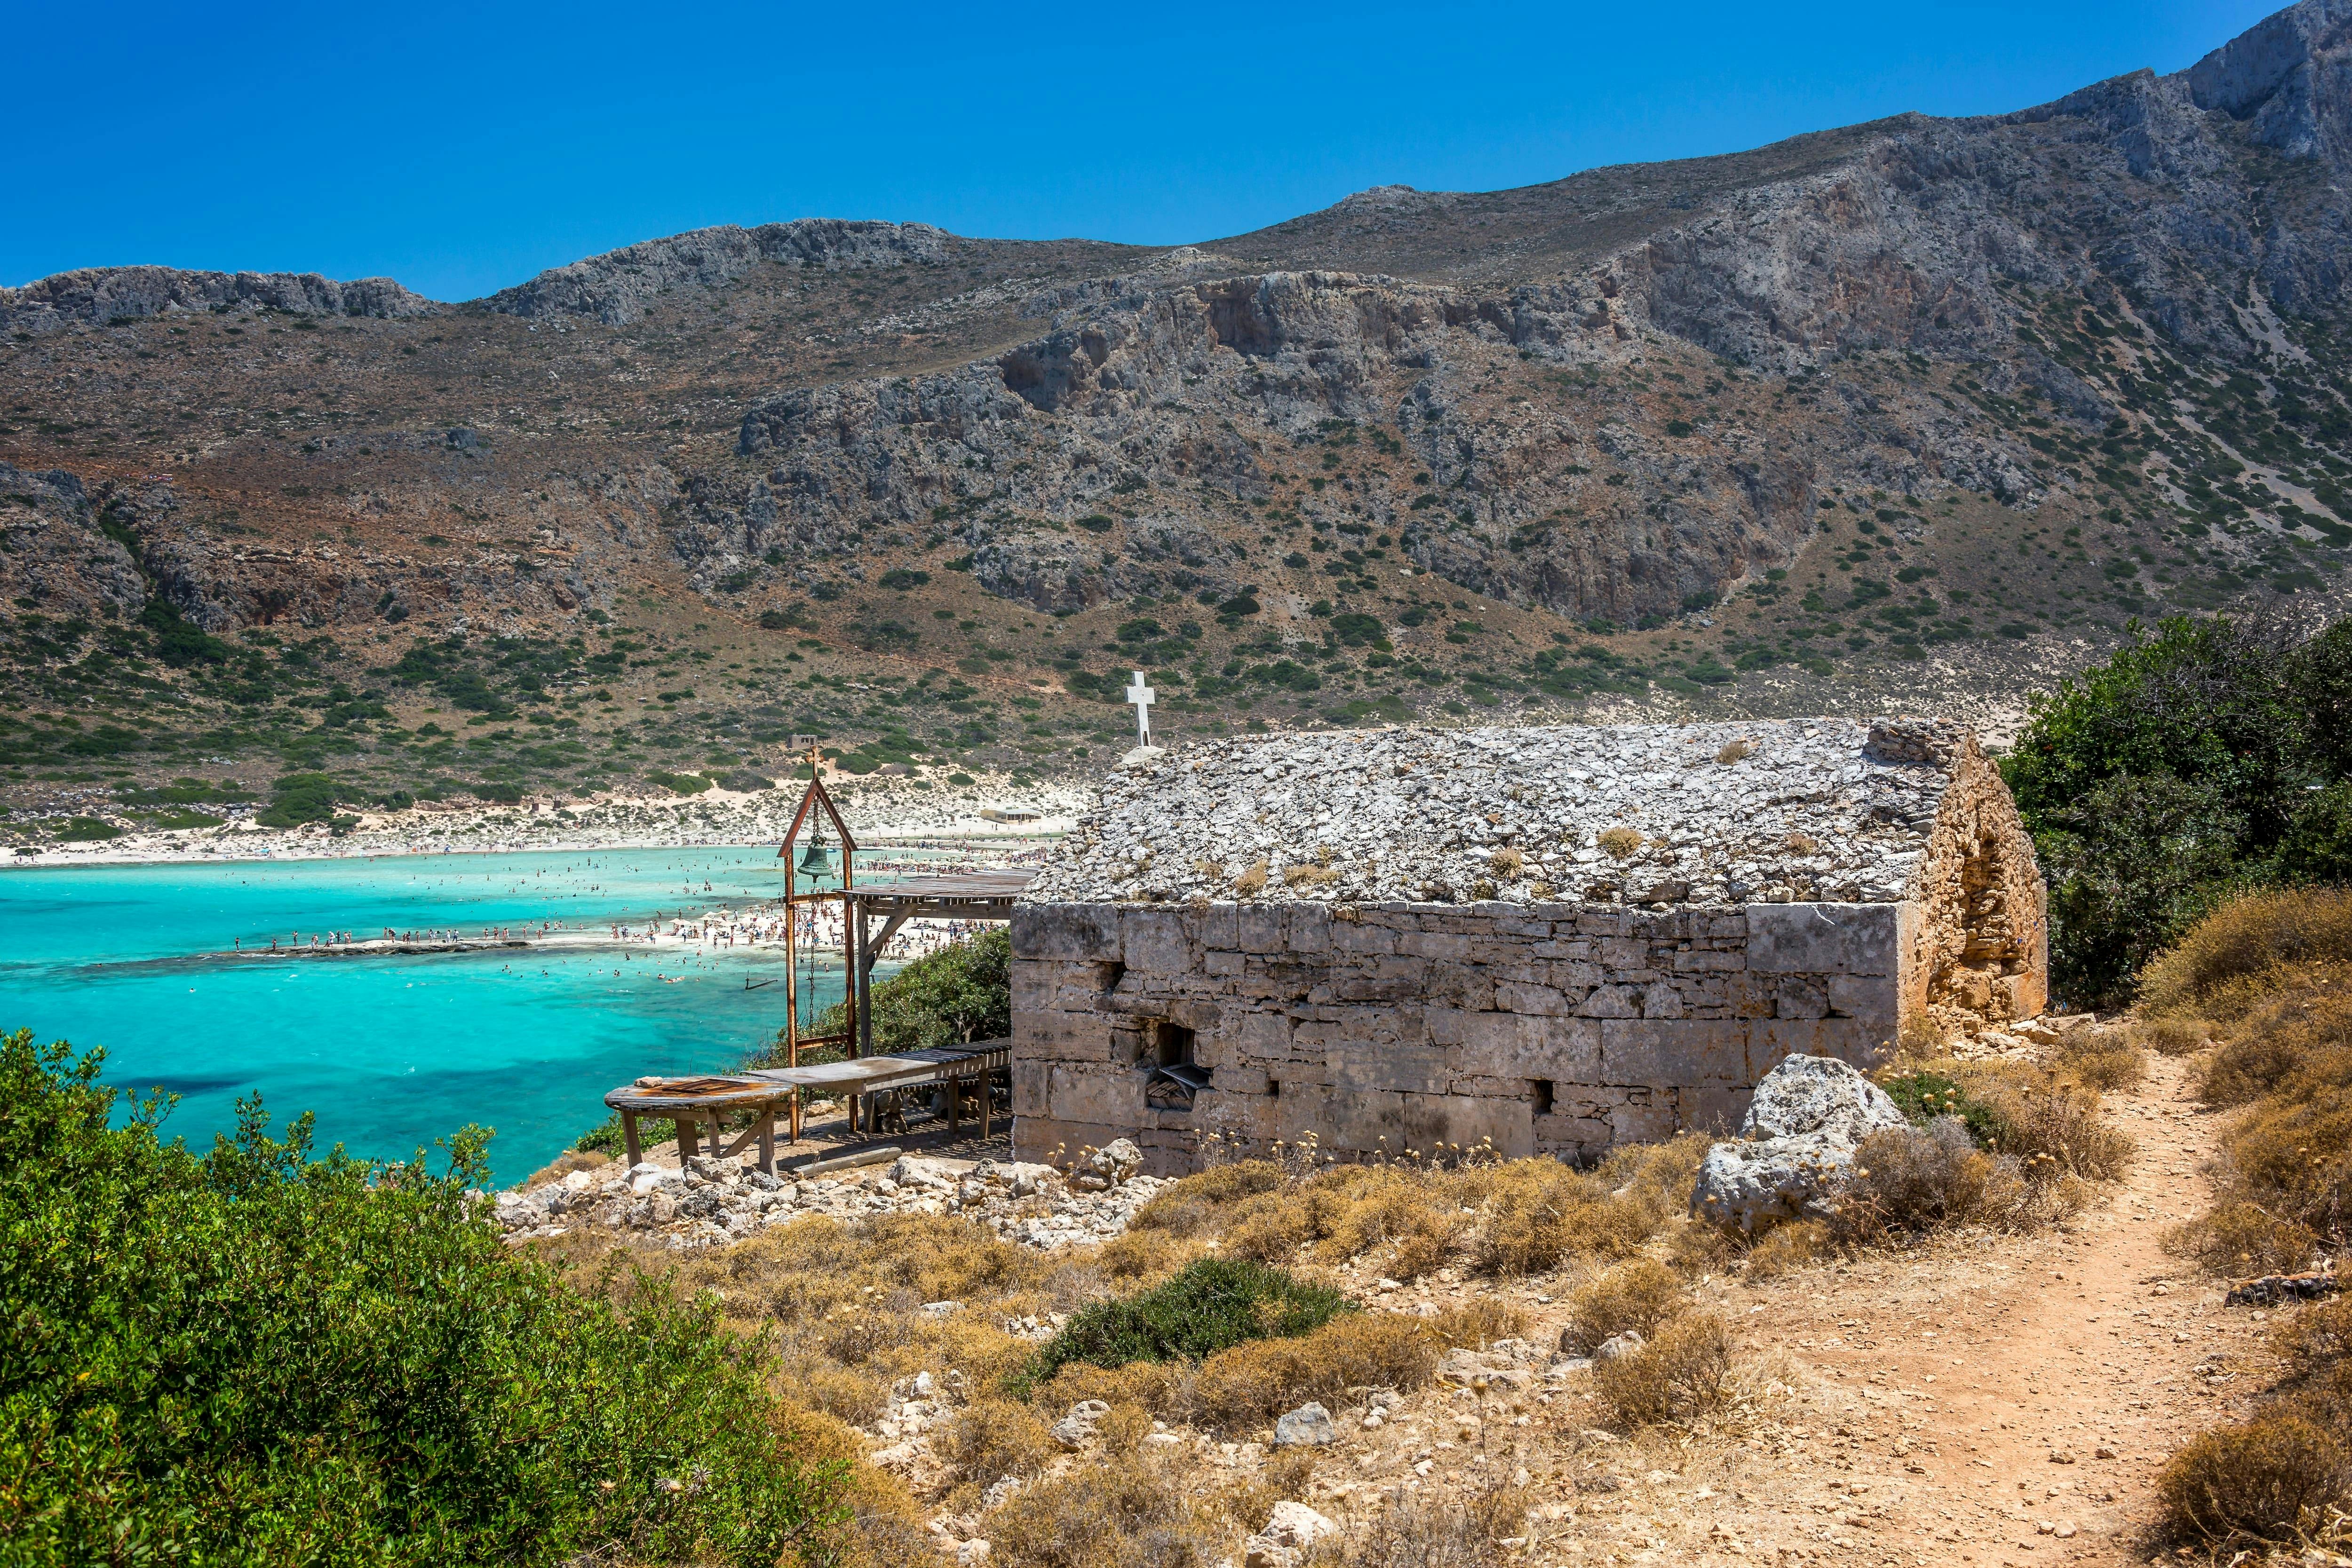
<box><xmin>1009</xmin><ymin>898</ymin><xmax>1919</xmax><ymax>1177</ymax></box>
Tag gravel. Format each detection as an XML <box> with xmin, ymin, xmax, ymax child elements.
<box><xmin>1023</xmin><ymin>718</ymin><xmax>1969</xmax><ymax>909</ymax></box>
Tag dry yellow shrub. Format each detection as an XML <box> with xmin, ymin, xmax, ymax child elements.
<box><xmin>1716</xmin><ymin>738</ymin><xmax>1755</xmax><ymax>764</ymax></box>
<box><xmin>1428</xmin><ymin>1297</ymin><xmax>1528</xmax><ymax>1351</ymax></box>
<box><xmin>2156</xmin><ymin>1415</ymin><xmax>2352</xmax><ymax>1545</ymax></box>
<box><xmin>1033</xmin><ymin>1358</ymin><xmax>1185</xmax><ymax>1420</ymax></box>
<box><xmin>1489</xmin><ymin>846</ymin><xmax>1525</xmax><ymax>878</ymax></box>
<box><xmin>2138</xmin><ymin>889</ymin><xmax>2352</xmax><ymax>1017</ymax></box>
<box><xmin>1561</xmin><ymin>1258</ymin><xmax>1687</xmax><ymax>1353</ymax></box>
<box><xmin>1233</xmin><ymin>857</ymin><xmax>1269</xmax><ymax>896</ymax></box>
<box><xmin>939</xmin><ymin>1396</ymin><xmax>1057</xmax><ymax>1487</ymax></box>
<box><xmin>985</xmin><ymin>1449</ymin><xmax>1246</xmax><ymax>1568</ymax></box>
<box><xmin>2131</xmin><ymin>1015</ymin><xmax>2213</xmax><ymax>1056</ymax></box>
<box><xmin>1743</xmin><ymin>1218</ymin><xmax>1833</xmax><ymax>1278</ymax></box>
<box><xmin>1189</xmin><ymin>1312</ymin><xmax>1439</xmax><ymax>1431</ymax></box>
<box><xmin>2199</xmin><ymin>980</ymin><xmax>2352</xmax><ymax>1107</ymax></box>
<box><xmin>1592</xmin><ymin>1310</ymin><xmax>1736</xmax><ymax>1427</ymax></box>
<box><xmin>2054</xmin><ymin>1029</ymin><xmax>2147</xmax><ymax>1091</ymax></box>
<box><xmin>1128</xmin><ymin>1160</ymin><xmax>1286</xmax><ymax>1238</ymax></box>
<box><xmin>2163</xmin><ymin>1201</ymin><xmax>2323</xmax><ymax>1277</ymax></box>
<box><xmin>1597</xmin><ymin>826</ymin><xmax>1645</xmax><ymax>859</ymax></box>
<box><xmin>1090</xmin><ymin>1227</ymin><xmax>1198</xmax><ymax>1282</ymax></box>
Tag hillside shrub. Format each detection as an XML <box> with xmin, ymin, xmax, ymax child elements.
<box><xmin>257</xmin><ymin>771</ymin><xmax>341</xmax><ymax>827</ymax></box>
<box><xmin>1560</xmin><ymin>1259</ymin><xmax>1687</xmax><ymax>1354</ymax></box>
<box><xmin>0</xmin><ymin>1029</ymin><xmax>846</xmax><ymax>1566</ymax></box>
<box><xmin>1592</xmin><ymin>1312</ymin><xmax>1737</xmax><ymax>1428</ymax></box>
<box><xmin>2157</xmin><ymin>1416</ymin><xmax>2351</xmax><ymax>1545</ymax></box>
<box><xmin>1026</xmin><ymin>1259</ymin><xmax>1353</xmax><ymax>1384</ymax></box>
<box><xmin>776</xmin><ymin>927</ymin><xmax>1010</xmax><ymax>1061</ymax></box>
<box><xmin>2006</xmin><ymin>613</ymin><xmax>2352</xmax><ymax>1006</ymax></box>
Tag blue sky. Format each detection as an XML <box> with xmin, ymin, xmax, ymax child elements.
<box><xmin>5</xmin><ymin>1</ymin><xmax>2281</xmax><ymax>300</ymax></box>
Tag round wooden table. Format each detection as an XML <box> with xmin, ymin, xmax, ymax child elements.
<box><xmin>603</xmin><ymin>1076</ymin><xmax>793</xmax><ymax>1172</ymax></box>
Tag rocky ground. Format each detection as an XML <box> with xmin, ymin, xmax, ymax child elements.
<box><xmin>510</xmin><ymin>1028</ymin><xmax>2351</xmax><ymax>1568</ymax></box>
<box><xmin>495</xmin><ymin>1139</ymin><xmax>1167</xmax><ymax>1255</ymax></box>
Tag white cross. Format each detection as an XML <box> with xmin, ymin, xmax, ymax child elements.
<box><xmin>1125</xmin><ymin>669</ymin><xmax>1155</xmax><ymax>748</ymax></box>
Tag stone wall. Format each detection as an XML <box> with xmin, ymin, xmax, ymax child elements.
<box><xmin>1010</xmin><ymin>899</ymin><xmax>1918</xmax><ymax>1177</ymax></box>
<box><xmin>1911</xmin><ymin>734</ymin><xmax>2050</xmax><ymax>1029</ymax></box>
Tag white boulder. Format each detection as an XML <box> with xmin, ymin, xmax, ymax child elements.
<box><xmin>1691</xmin><ymin>1053</ymin><xmax>1907</xmax><ymax>1233</ymax></box>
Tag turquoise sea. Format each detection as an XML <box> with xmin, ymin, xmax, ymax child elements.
<box><xmin>0</xmin><ymin>847</ymin><xmax>866</xmax><ymax>1186</ymax></box>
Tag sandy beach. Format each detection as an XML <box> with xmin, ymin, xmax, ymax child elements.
<box><xmin>5</xmin><ymin>775</ymin><xmax>1086</xmax><ymax>871</ymax></box>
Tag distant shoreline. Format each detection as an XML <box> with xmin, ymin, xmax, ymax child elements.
<box><xmin>2</xmin><ymin>783</ymin><xmax>1082</xmax><ymax>872</ymax></box>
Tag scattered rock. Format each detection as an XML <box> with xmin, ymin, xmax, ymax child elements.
<box><xmin>1052</xmin><ymin>1400</ymin><xmax>1111</xmax><ymax>1449</ymax></box>
<box><xmin>956</xmin><ymin>1541</ymin><xmax>992</xmax><ymax>1566</ymax></box>
<box><xmin>1261</xmin><ymin>1502</ymin><xmax>1338</xmax><ymax>1549</ymax></box>
<box><xmin>1691</xmin><ymin>1055</ymin><xmax>1908</xmax><ymax>1232</ymax></box>
<box><xmin>1271</xmin><ymin>1403</ymin><xmax>1335</xmax><ymax>1447</ymax></box>
<box><xmin>1594</xmin><ymin>1331</ymin><xmax>1645</xmax><ymax>1364</ymax></box>
<box><xmin>495</xmin><ymin>1151</ymin><xmax>1166</xmax><ymax>1252</ymax></box>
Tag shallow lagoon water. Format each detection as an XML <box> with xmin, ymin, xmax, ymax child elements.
<box><xmin>0</xmin><ymin>847</ymin><xmax>859</xmax><ymax>1184</ymax></box>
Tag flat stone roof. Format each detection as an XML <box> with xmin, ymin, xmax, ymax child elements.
<box><xmin>1020</xmin><ymin>718</ymin><xmax>1977</xmax><ymax>909</ymax></box>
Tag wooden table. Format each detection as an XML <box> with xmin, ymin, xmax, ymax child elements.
<box><xmin>601</xmin><ymin>1076</ymin><xmax>794</xmax><ymax>1172</ymax></box>
<box><xmin>746</xmin><ymin>1039</ymin><xmax>1010</xmax><ymax>1142</ymax></box>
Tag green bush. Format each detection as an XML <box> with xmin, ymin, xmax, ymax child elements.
<box><xmin>2004</xmin><ymin>614</ymin><xmax>2352</xmax><ymax>1006</ymax></box>
<box><xmin>760</xmin><ymin>929</ymin><xmax>1010</xmax><ymax>1067</ymax></box>
<box><xmin>258</xmin><ymin>772</ymin><xmax>341</xmax><ymax>828</ymax></box>
<box><xmin>0</xmin><ymin>1029</ymin><xmax>846</xmax><ymax>1565</ymax></box>
<box><xmin>1878</xmin><ymin>1070</ymin><xmax>2003</xmax><ymax>1148</ymax></box>
<box><xmin>1026</xmin><ymin>1259</ymin><xmax>1354</xmax><ymax>1384</ymax></box>
<box><xmin>51</xmin><ymin>816</ymin><xmax>121</xmax><ymax>842</ymax></box>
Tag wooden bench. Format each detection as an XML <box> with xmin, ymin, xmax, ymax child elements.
<box><xmin>601</xmin><ymin>1076</ymin><xmax>794</xmax><ymax>1173</ymax></box>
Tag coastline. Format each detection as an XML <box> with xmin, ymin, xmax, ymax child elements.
<box><xmin>3</xmin><ymin>777</ymin><xmax>1086</xmax><ymax>871</ymax></box>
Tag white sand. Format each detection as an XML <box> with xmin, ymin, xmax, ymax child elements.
<box><xmin>6</xmin><ymin>777</ymin><xmax>1087</xmax><ymax>870</ymax></box>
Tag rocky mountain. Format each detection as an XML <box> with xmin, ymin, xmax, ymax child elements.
<box><xmin>6</xmin><ymin>1</ymin><xmax>2352</xmax><ymax>820</ymax></box>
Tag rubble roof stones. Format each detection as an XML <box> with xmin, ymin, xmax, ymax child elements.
<box><xmin>1020</xmin><ymin>717</ymin><xmax>1977</xmax><ymax>910</ymax></box>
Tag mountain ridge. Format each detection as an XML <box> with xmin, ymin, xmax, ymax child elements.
<box><xmin>4</xmin><ymin>1</ymin><xmax>2352</xmax><ymax>823</ymax></box>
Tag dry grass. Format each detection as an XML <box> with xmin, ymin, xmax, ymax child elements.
<box><xmin>1233</xmin><ymin>858</ymin><xmax>1269</xmax><ymax>896</ymax></box>
<box><xmin>1951</xmin><ymin>1066</ymin><xmax>2135</xmax><ymax>1182</ymax></box>
<box><xmin>1190</xmin><ymin>1311</ymin><xmax>1442</xmax><ymax>1432</ymax></box>
<box><xmin>2164</xmin><ymin>1201</ymin><xmax>2324</xmax><ymax>1276</ymax></box>
<box><xmin>984</xmin><ymin>1447</ymin><xmax>1255</xmax><ymax>1568</ymax></box>
<box><xmin>1591</xmin><ymin>1311</ymin><xmax>1737</xmax><ymax>1428</ymax></box>
<box><xmin>2272</xmin><ymin>1297</ymin><xmax>2352</xmax><ymax>1433</ymax></box>
<box><xmin>2156</xmin><ymin>1415</ymin><xmax>2352</xmax><ymax>1546</ymax></box>
<box><xmin>2130</xmin><ymin>1015</ymin><xmax>2213</xmax><ymax>1056</ymax></box>
<box><xmin>1715</xmin><ymin>738</ymin><xmax>1754</xmax><ymax>764</ymax></box>
<box><xmin>1742</xmin><ymin>1218</ymin><xmax>1834</xmax><ymax>1279</ymax></box>
<box><xmin>1284</xmin><ymin>862</ymin><xmax>1340</xmax><ymax>889</ymax></box>
<box><xmin>1130</xmin><ymin>1140</ymin><xmax>1702</xmax><ymax>1286</ymax></box>
<box><xmin>1597</xmin><ymin>827</ymin><xmax>1645</xmax><ymax>859</ymax></box>
<box><xmin>1559</xmin><ymin>1259</ymin><xmax>1686</xmax><ymax>1353</ymax></box>
<box><xmin>939</xmin><ymin>1396</ymin><xmax>1056</xmax><ymax>1487</ymax></box>
<box><xmin>1488</xmin><ymin>846</ymin><xmax>1525</xmax><ymax>879</ymax></box>
<box><xmin>2198</xmin><ymin>976</ymin><xmax>2352</xmax><ymax>1107</ymax></box>
<box><xmin>2138</xmin><ymin>888</ymin><xmax>2352</xmax><ymax>1019</ymax></box>
<box><xmin>2053</xmin><ymin>1030</ymin><xmax>2147</xmax><ymax>1091</ymax></box>
<box><xmin>1343</xmin><ymin>1479</ymin><xmax>1533</xmax><ymax>1568</ymax></box>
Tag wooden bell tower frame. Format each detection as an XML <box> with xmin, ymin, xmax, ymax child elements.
<box><xmin>777</xmin><ymin>750</ymin><xmax>857</xmax><ymax>1141</ymax></box>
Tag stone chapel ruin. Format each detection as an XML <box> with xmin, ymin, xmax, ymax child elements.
<box><xmin>1007</xmin><ymin>718</ymin><xmax>2045</xmax><ymax>1177</ymax></box>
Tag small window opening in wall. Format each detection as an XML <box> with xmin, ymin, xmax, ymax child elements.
<box><xmin>1267</xmin><ymin>1078</ymin><xmax>1281</xmax><ymax>1099</ymax></box>
<box><xmin>1152</xmin><ymin>1020</ymin><xmax>1196</xmax><ymax>1068</ymax></box>
<box><xmin>1144</xmin><ymin>1020</ymin><xmax>1207</xmax><ymax>1112</ymax></box>
<box><xmin>1531</xmin><ymin>1079</ymin><xmax>1555</xmax><ymax>1116</ymax></box>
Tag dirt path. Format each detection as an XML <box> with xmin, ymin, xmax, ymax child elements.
<box><xmin>1555</xmin><ymin>1052</ymin><xmax>2252</xmax><ymax>1564</ymax></box>
<box><xmin>1315</xmin><ymin>1052</ymin><xmax>2267</xmax><ymax>1564</ymax></box>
